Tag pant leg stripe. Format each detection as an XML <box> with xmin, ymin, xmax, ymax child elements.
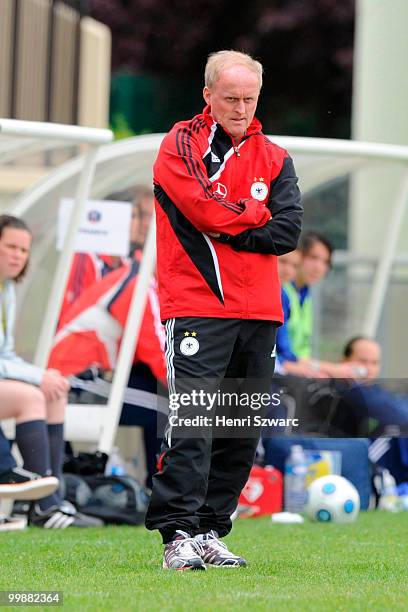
<box><xmin>165</xmin><ymin>318</ymin><xmax>176</xmax><ymax>447</ymax></box>
<box><xmin>166</xmin><ymin>318</ymin><xmax>176</xmax><ymax>396</ymax></box>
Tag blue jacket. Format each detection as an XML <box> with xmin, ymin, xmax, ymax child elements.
<box><xmin>276</xmin><ymin>283</ymin><xmax>310</xmax><ymax>364</ymax></box>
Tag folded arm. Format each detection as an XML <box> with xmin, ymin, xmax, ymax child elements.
<box><xmin>154</xmin><ymin>128</ymin><xmax>271</xmax><ymax>236</ymax></box>
<box><xmin>217</xmin><ymin>156</ymin><xmax>303</xmax><ymax>254</ymax></box>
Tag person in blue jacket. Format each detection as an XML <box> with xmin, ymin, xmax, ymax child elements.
<box><xmin>277</xmin><ymin>232</ymin><xmax>359</xmax><ymax>379</ymax></box>
<box><xmin>339</xmin><ymin>336</ymin><xmax>408</xmax><ymax>438</ymax></box>
<box><xmin>336</xmin><ymin>335</ymin><xmax>408</xmax><ymax>484</ymax></box>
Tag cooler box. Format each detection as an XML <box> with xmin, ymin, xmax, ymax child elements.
<box><xmin>262</xmin><ymin>437</ymin><xmax>371</xmax><ymax>510</ymax></box>
<box><xmin>238</xmin><ymin>465</ymin><xmax>283</xmax><ymax>517</ymax></box>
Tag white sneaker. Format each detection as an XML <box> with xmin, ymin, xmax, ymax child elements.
<box><xmin>0</xmin><ymin>467</ymin><xmax>59</xmax><ymax>500</ymax></box>
<box><xmin>163</xmin><ymin>530</ymin><xmax>206</xmax><ymax>570</ymax></box>
<box><xmin>0</xmin><ymin>515</ymin><xmax>27</xmax><ymax>531</ymax></box>
<box><xmin>195</xmin><ymin>530</ymin><xmax>247</xmax><ymax>567</ymax></box>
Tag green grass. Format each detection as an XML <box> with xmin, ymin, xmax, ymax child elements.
<box><xmin>1</xmin><ymin>512</ymin><xmax>408</xmax><ymax>611</ymax></box>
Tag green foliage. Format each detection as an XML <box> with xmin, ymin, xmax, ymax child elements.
<box><xmin>92</xmin><ymin>0</ymin><xmax>355</xmax><ymax>138</ymax></box>
<box><xmin>110</xmin><ymin>113</ymin><xmax>136</xmax><ymax>141</ymax></box>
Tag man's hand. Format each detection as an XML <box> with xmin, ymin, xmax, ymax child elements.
<box><xmin>318</xmin><ymin>361</ymin><xmax>365</xmax><ymax>380</ymax></box>
<box><xmin>207</xmin><ymin>232</ymin><xmax>220</xmax><ymax>238</ymax></box>
<box><xmin>284</xmin><ymin>359</ymin><xmax>326</xmax><ymax>378</ymax></box>
<box><xmin>40</xmin><ymin>369</ymin><xmax>70</xmax><ymax>401</ymax></box>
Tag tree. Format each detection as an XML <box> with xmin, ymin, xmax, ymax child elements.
<box><xmin>89</xmin><ymin>0</ymin><xmax>355</xmax><ymax>137</ymax></box>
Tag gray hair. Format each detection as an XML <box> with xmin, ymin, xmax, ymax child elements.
<box><xmin>204</xmin><ymin>50</ymin><xmax>263</xmax><ymax>90</ymax></box>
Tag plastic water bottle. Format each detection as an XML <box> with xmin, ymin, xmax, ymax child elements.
<box><xmin>379</xmin><ymin>469</ymin><xmax>401</xmax><ymax>512</ymax></box>
<box><xmin>104</xmin><ymin>447</ymin><xmax>126</xmax><ymax>477</ymax></box>
<box><xmin>284</xmin><ymin>444</ymin><xmax>307</xmax><ymax>512</ymax></box>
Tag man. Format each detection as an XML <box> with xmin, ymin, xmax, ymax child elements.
<box><xmin>336</xmin><ymin>336</ymin><xmax>408</xmax><ymax>485</ymax></box>
<box><xmin>340</xmin><ymin>337</ymin><xmax>408</xmax><ymax>434</ymax></box>
<box><xmin>145</xmin><ymin>50</ymin><xmax>303</xmax><ymax>570</ymax></box>
<box><xmin>342</xmin><ymin>336</ymin><xmax>381</xmax><ymax>381</ymax></box>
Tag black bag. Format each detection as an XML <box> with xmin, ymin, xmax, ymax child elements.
<box><xmin>63</xmin><ymin>451</ymin><xmax>108</xmax><ymax>476</ymax></box>
<box><xmin>63</xmin><ymin>473</ymin><xmax>149</xmax><ymax>525</ymax></box>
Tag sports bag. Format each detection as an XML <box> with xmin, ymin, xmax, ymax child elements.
<box><xmin>63</xmin><ymin>473</ymin><xmax>149</xmax><ymax>525</ymax></box>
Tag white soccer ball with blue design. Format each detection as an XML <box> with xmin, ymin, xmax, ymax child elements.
<box><xmin>305</xmin><ymin>475</ymin><xmax>360</xmax><ymax>523</ymax></box>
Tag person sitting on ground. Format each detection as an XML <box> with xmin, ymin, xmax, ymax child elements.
<box><xmin>0</xmin><ymin>215</ymin><xmax>100</xmax><ymax>528</ymax></box>
<box><xmin>59</xmin><ymin>185</ymin><xmax>154</xmax><ymax>324</ymax></box>
<box><xmin>276</xmin><ymin>231</ymin><xmax>358</xmax><ymax>379</ymax></box>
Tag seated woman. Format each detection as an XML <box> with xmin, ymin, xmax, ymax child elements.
<box><xmin>0</xmin><ymin>215</ymin><xmax>99</xmax><ymax>528</ymax></box>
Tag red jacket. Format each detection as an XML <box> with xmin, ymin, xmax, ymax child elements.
<box><xmin>59</xmin><ymin>253</ymin><xmax>127</xmax><ymax>326</ymax></box>
<box><xmin>49</xmin><ymin>261</ymin><xmax>166</xmax><ymax>385</ymax></box>
<box><xmin>154</xmin><ymin>106</ymin><xmax>302</xmax><ymax>322</ymax></box>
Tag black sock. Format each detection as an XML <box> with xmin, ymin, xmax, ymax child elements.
<box><xmin>15</xmin><ymin>420</ymin><xmax>59</xmax><ymax>511</ymax></box>
<box><xmin>47</xmin><ymin>423</ymin><xmax>64</xmax><ymax>504</ymax></box>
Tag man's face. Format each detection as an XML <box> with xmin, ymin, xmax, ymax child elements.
<box><xmin>347</xmin><ymin>339</ymin><xmax>381</xmax><ymax>380</ymax></box>
<box><xmin>130</xmin><ymin>196</ymin><xmax>154</xmax><ymax>248</ymax></box>
<box><xmin>203</xmin><ymin>65</ymin><xmax>260</xmax><ymax>143</ymax></box>
<box><xmin>299</xmin><ymin>242</ymin><xmax>331</xmax><ymax>286</ymax></box>
<box><xmin>278</xmin><ymin>250</ymin><xmax>301</xmax><ymax>285</ymax></box>
<box><xmin>0</xmin><ymin>227</ymin><xmax>31</xmax><ymax>281</ymax></box>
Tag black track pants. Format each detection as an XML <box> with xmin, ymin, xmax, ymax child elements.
<box><xmin>145</xmin><ymin>317</ymin><xmax>277</xmax><ymax>543</ymax></box>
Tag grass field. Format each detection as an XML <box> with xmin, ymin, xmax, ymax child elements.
<box><xmin>1</xmin><ymin>512</ymin><xmax>408</xmax><ymax>611</ymax></box>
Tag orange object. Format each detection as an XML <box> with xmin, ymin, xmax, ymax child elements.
<box><xmin>238</xmin><ymin>465</ymin><xmax>283</xmax><ymax>517</ymax></box>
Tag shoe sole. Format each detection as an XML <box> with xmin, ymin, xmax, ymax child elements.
<box><xmin>163</xmin><ymin>563</ymin><xmax>206</xmax><ymax>571</ymax></box>
<box><xmin>205</xmin><ymin>562</ymin><xmax>246</xmax><ymax>568</ymax></box>
<box><xmin>0</xmin><ymin>477</ymin><xmax>59</xmax><ymax>500</ymax></box>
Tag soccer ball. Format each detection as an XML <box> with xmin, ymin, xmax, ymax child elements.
<box><xmin>304</xmin><ymin>475</ymin><xmax>360</xmax><ymax>523</ymax></box>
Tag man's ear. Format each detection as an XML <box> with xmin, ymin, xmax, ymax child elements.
<box><xmin>203</xmin><ymin>86</ymin><xmax>211</xmax><ymax>106</ymax></box>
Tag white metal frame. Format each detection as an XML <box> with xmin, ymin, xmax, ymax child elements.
<box><xmin>0</xmin><ymin>118</ymin><xmax>113</xmax><ymax>445</ymax></box>
<box><xmin>3</xmin><ymin>131</ymin><xmax>408</xmax><ymax>453</ymax></box>
<box><xmin>13</xmin><ymin>133</ymin><xmax>408</xmax><ymax>333</ymax></box>
<box><xmin>271</xmin><ymin>137</ymin><xmax>408</xmax><ymax>337</ymax></box>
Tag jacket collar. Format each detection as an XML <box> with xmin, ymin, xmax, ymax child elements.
<box><xmin>202</xmin><ymin>105</ymin><xmax>262</xmax><ymax>139</ymax></box>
